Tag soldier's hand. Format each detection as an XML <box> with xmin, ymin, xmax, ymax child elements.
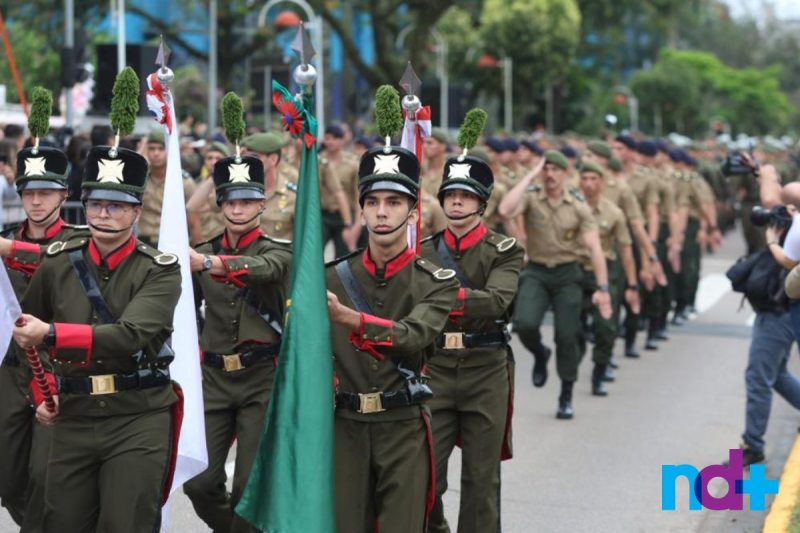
<box><xmin>709</xmin><ymin>228</ymin><xmax>722</xmax><ymax>251</ymax></box>
<box><xmin>327</xmin><ymin>290</ymin><xmax>361</xmax><ymax>330</ymax></box>
<box><xmin>592</xmin><ymin>291</ymin><xmax>612</xmax><ymax>320</ymax></box>
<box><xmin>639</xmin><ymin>268</ymin><xmax>655</xmax><ymax>291</ymax></box>
<box><xmin>342</xmin><ymin>225</ymin><xmax>360</xmax><ymax>252</ymax></box>
<box><xmin>188</xmin><ymin>249</ymin><xmax>206</xmax><ymax>272</ymax></box>
<box><xmin>0</xmin><ymin>236</ymin><xmax>11</xmax><ymax>258</ymax></box>
<box><xmin>624</xmin><ymin>288</ymin><xmax>641</xmax><ymax>315</ymax></box>
<box><xmin>650</xmin><ymin>260</ymin><xmax>668</xmax><ymax>287</ymax></box>
<box><xmin>35</xmin><ymin>395</ymin><xmax>59</xmax><ymax>426</ymax></box>
<box><xmin>13</xmin><ymin>314</ymin><xmax>49</xmax><ymax>349</ymax></box>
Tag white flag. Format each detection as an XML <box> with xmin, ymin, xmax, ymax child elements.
<box><xmin>148</xmin><ymin>73</ymin><xmax>208</xmax><ymax>499</ymax></box>
<box><xmin>0</xmin><ymin>265</ymin><xmax>21</xmax><ymax>355</ymax></box>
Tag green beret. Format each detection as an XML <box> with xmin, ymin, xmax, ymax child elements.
<box><xmin>543</xmin><ymin>150</ymin><xmax>569</xmax><ymax>170</ymax></box>
<box><xmin>579</xmin><ymin>161</ymin><xmax>605</xmax><ymax>176</ymax></box>
<box><xmin>430</xmin><ymin>128</ymin><xmax>450</xmax><ymax>145</ymax></box>
<box><xmin>467</xmin><ymin>147</ymin><xmax>491</xmax><ymax>163</ymax></box>
<box><xmin>242</xmin><ymin>132</ymin><xmax>286</xmax><ymax>155</ymax></box>
<box><xmin>608</xmin><ymin>156</ymin><xmax>623</xmax><ymax>172</ymax></box>
<box><xmin>207</xmin><ymin>141</ymin><xmax>231</xmax><ymax>157</ymax></box>
<box><xmin>147</xmin><ymin>129</ymin><xmax>165</xmax><ymax>146</ymax></box>
<box><xmin>587</xmin><ymin>140</ymin><xmax>612</xmax><ymax>159</ymax></box>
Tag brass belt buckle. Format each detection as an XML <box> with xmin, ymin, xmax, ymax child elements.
<box><xmin>358</xmin><ymin>392</ymin><xmax>385</xmax><ymax>414</ymax></box>
<box><xmin>443</xmin><ymin>332</ymin><xmax>465</xmax><ymax>350</ymax></box>
<box><xmin>90</xmin><ymin>374</ymin><xmax>117</xmax><ymax>395</ymax></box>
<box><xmin>222</xmin><ymin>353</ymin><xmax>244</xmax><ymax>372</ymax></box>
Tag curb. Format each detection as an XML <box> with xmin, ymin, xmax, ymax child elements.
<box><xmin>764</xmin><ymin>434</ymin><xmax>800</xmax><ymax>532</ymax></box>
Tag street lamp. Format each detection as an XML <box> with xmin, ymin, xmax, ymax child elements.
<box><xmin>395</xmin><ymin>26</ymin><xmax>448</xmax><ymax>130</ymax></box>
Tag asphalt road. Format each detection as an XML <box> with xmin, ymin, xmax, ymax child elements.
<box><xmin>2</xmin><ymin>231</ymin><xmax>798</xmax><ymax>532</ymax></box>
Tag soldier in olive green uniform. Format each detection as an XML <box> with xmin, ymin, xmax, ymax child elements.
<box><xmin>421</xmin><ymin>138</ymin><xmax>523</xmax><ymax>533</ymax></box>
<box><xmin>184</xmin><ymin>151</ymin><xmax>292</xmax><ymax>533</ymax></box>
<box><xmin>319</xmin><ymin>124</ymin><xmax>358</xmax><ymax>257</ymax></box>
<box><xmin>498</xmin><ymin>150</ymin><xmax>612</xmax><ymax>419</ymax></box>
<box><xmin>0</xmin><ymin>140</ymin><xmax>89</xmax><ymax>530</ymax></box>
<box><xmin>326</xmin><ymin>142</ymin><xmax>458</xmax><ymax>532</ymax></box>
<box><xmin>576</xmin><ymin>162</ymin><xmax>639</xmax><ymax>396</ymax></box>
<box><xmin>13</xmin><ymin>139</ymin><xmax>181</xmax><ymax>533</ymax></box>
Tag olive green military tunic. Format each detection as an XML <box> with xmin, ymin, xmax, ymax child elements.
<box><xmin>326</xmin><ymin>247</ymin><xmax>458</xmax><ymax>533</ymax></box>
<box><xmin>0</xmin><ymin>219</ymin><xmax>89</xmax><ymax>530</ymax></box>
<box><xmin>20</xmin><ymin>235</ymin><xmax>181</xmax><ymax>533</ymax></box>
<box><xmin>420</xmin><ymin>224</ymin><xmax>523</xmax><ymax>533</ymax></box>
<box><xmin>513</xmin><ymin>185</ymin><xmax>597</xmax><ymax>382</ymax></box>
<box><xmin>137</xmin><ymin>174</ymin><xmax>198</xmax><ymax>247</ymax></box>
<box><xmin>184</xmin><ymin>226</ymin><xmax>291</xmax><ymax>533</ymax></box>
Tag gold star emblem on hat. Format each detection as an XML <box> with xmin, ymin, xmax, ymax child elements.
<box><xmin>228</xmin><ymin>162</ymin><xmax>251</xmax><ymax>183</ymax></box>
<box><xmin>448</xmin><ymin>163</ymin><xmax>472</xmax><ymax>180</ymax></box>
<box><xmin>97</xmin><ymin>159</ymin><xmax>125</xmax><ymax>183</ymax></box>
<box><xmin>373</xmin><ymin>154</ymin><xmax>400</xmax><ymax>175</ymax></box>
<box><xmin>24</xmin><ymin>157</ymin><xmax>47</xmax><ymax>177</ymax></box>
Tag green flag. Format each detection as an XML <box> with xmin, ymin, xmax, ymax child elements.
<box><xmin>236</xmin><ymin>80</ymin><xmax>335</xmax><ymax>532</ymax></box>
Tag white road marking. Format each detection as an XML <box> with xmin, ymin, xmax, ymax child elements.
<box><xmin>694</xmin><ymin>273</ymin><xmax>732</xmax><ymax>313</ymax></box>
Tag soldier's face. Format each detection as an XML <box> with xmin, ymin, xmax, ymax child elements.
<box><xmin>542</xmin><ymin>163</ymin><xmax>565</xmax><ymax>190</ymax></box>
<box><xmin>422</xmin><ymin>138</ymin><xmax>445</xmax><ymax>159</ymax></box>
<box><xmin>147</xmin><ymin>143</ymin><xmax>167</xmax><ymax>168</ymax></box>
<box><xmin>361</xmin><ymin>191</ymin><xmax>417</xmax><ymax>243</ymax></box>
<box><xmin>443</xmin><ymin>190</ymin><xmax>482</xmax><ymax>227</ymax></box>
<box><xmin>204</xmin><ymin>150</ymin><xmax>225</xmax><ymax>171</ymax></box>
<box><xmin>21</xmin><ymin>189</ymin><xmax>66</xmax><ymax>223</ymax></box>
<box><xmin>516</xmin><ymin>148</ymin><xmax>533</xmax><ymax>165</ymax></box>
<box><xmin>324</xmin><ymin>134</ymin><xmax>344</xmax><ymax>153</ymax></box>
<box><xmin>499</xmin><ymin>151</ymin><xmax>514</xmax><ymax>166</ymax></box>
<box><xmin>579</xmin><ymin>171</ymin><xmax>603</xmax><ymax>198</ymax></box>
<box><xmin>86</xmin><ymin>200</ymin><xmax>141</xmax><ymax>235</ymax></box>
<box><xmin>612</xmin><ymin>141</ymin><xmax>629</xmax><ymax>163</ymax></box>
<box><xmin>221</xmin><ymin>198</ymin><xmax>265</xmax><ymax>228</ymax></box>
<box><xmin>582</xmin><ymin>151</ymin><xmax>600</xmax><ymax>165</ymax></box>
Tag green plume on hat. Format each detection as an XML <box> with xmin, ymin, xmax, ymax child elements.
<box><xmin>374</xmin><ymin>85</ymin><xmax>402</xmax><ymax>148</ymax></box>
<box><xmin>28</xmin><ymin>86</ymin><xmax>52</xmax><ymax>153</ymax></box>
<box><xmin>457</xmin><ymin>108</ymin><xmax>488</xmax><ymax>160</ymax></box>
<box><xmin>221</xmin><ymin>91</ymin><xmax>245</xmax><ymax>158</ymax></box>
<box><xmin>109</xmin><ymin>67</ymin><xmax>140</xmax><ymax>148</ymax></box>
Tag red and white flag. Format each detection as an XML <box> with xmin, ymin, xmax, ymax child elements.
<box><xmin>400</xmin><ymin>105</ymin><xmax>431</xmax><ymax>251</ymax></box>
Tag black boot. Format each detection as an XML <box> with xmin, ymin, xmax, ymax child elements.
<box><xmin>531</xmin><ymin>345</ymin><xmax>552</xmax><ymax>388</ymax></box>
<box><xmin>556</xmin><ymin>380</ymin><xmax>574</xmax><ymax>419</ymax></box>
<box><xmin>645</xmin><ymin>323</ymin><xmax>659</xmax><ymax>351</ymax></box>
<box><xmin>654</xmin><ymin>316</ymin><xmax>669</xmax><ymax>341</ymax></box>
<box><xmin>624</xmin><ymin>327</ymin><xmax>640</xmax><ymax>358</ymax></box>
<box><xmin>608</xmin><ymin>355</ymin><xmax>619</xmax><ymax>369</ymax></box>
<box><xmin>602</xmin><ymin>365</ymin><xmax>616</xmax><ymax>382</ymax></box>
<box><xmin>592</xmin><ymin>365</ymin><xmax>609</xmax><ymax>396</ymax></box>
<box><xmin>671</xmin><ymin>308</ymin><xmax>685</xmax><ymax>326</ymax></box>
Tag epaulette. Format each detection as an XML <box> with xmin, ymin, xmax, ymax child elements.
<box><xmin>526</xmin><ymin>184</ymin><xmax>541</xmax><ymax>193</ymax></box>
<box><xmin>569</xmin><ymin>189</ymin><xmax>585</xmax><ymax>202</ymax></box>
<box><xmin>415</xmin><ymin>257</ymin><xmax>456</xmax><ymax>281</ymax></box>
<box><xmin>286</xmin><ymin>182</ymin><xmax>298</xmax><ymax>193</ymax></box>
<box><xmin>259</xmin><ymin>233</ymin><xmax>292</xmax><ymax>246</ymax></box>
<box><xmin>135</xmin><ymin>241</ymin><xmax>178</xmax><ymax>266</ymax></box>
<box><xmin>45</xmin><ymin>236</ymin><xmax>89</xmax><ymax>256</ymax></box>
<box><xmin>485</xmin><ymin>233</ymin><xmax>517</xmax><ymax>253</ymax></box>
<box><xmin>319</xmin><ymin>155</ymin><xmax>329</xmax><ymax>166</ymax></box>
<box><xmin>325</xmin><ymin>248</ymin><xmax>363</xmax><ymax>268</ymax></box>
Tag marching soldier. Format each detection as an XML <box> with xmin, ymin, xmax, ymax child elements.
<box><xmin>12</xmin><ymin>68</ymin><xmax>181</xmax><ymax>532</ymax></box>
<box><xmin>183</xmin><ymin>104</ymin><xmax>292</xmax><ymax>533</ymax></box>
<box><xmin>325</xmin><ymin>88</ymin><xmax>458</xmax><ymax>532</ymax></box>
<box><xmin>319</xmin><ymin>124</ymin><xmax>359</xmax><ymax>257</ymax></box>
<box><xmin>0</xmin><ymin>88</ymin><xmax>89</xmax><ymax>530</ymax></box>
<box><xmin>421</xmin><ymin>109</ymin><xmax>524</xmax><ymax>533</ymax></box>
<box><xmin>498</xmin><ymin>150</ymin><xmax>611</xmax><ymax>419</ymax></box>
<box><xmin>186</xmin><ymin>140</ymin><xmax>231</xmax><ymax>242</ymax></box>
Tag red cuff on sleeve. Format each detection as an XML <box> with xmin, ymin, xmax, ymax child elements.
<box><xmin>348</xmin><ymin>312</ymin><xmax>393</xmax><ymax>361</ymax></box>
<box><xmin>54</xmin><ymin>323</ymin><xmax>93</xmax><ymax>366</ymax></box>
<box><xmin>29</xmin><ymin>372</ymin><xmax>57</xmax><ymax>407</ymax></box>
<box><xmin>449</xmin><ymin>288</ymin><xmax>466</xmax><ymax>318</ymax></box>
<box><xmin>11</xmin><ymin>241</ymin><xmax>41</xmax><ymax>255</ymax></box>
<box><xmin>4</xmin><ymin>241</ymin><xmax>42</xmax><ymax>276</ymax></box>
<box><xmin>210</xmin><ymin>255</ymin><xmax>248</xmax><ymax>288</ymax></box>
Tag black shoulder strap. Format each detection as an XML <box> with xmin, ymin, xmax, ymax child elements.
<box><xmin>334</xmin><ymin>260</ymin><xmax>373</xmax><ymax>314</ymax></box>
<box><xmin>67</xmin><ymin>249</ymin><xmax>116</xmax><ymax>324</ymax></box>
<box><xmin>241</xmin><ymin>288</ymin><xmax>283</xmax><ymax>337</ymax></box>
<box><xmin>435</xmin><ymin>235</ymin><xmax>473</xmax><ymax>289</ymax></box>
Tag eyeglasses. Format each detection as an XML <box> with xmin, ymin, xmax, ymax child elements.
<box><xmin>85</xmin><ymin>200</ymin><xmax>133</xmax><ymax>219</ymax></box>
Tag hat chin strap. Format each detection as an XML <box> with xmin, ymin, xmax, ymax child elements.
<box><xmin>367</xmin><ymin>205</ymin><xmax>415</xmax><ymax>236</ymax></box>
<box><xmin>444</xmin><ymin>203</ymin><xmax>486</xmax><ymax>221</ymax></box>
<box><xmin>223</xmin><ymin>208</ymin><xmax>264</xmax><ymax>228</ymax></box>
<box><xmin>88</xmin><ymin>222</ymin><xmax>135</xmax><ymax>234</ymax></box>
<box><xmin>28</xmin><ymin>200</ymin><xmax>65</xmax><ymax>226</ymax></box>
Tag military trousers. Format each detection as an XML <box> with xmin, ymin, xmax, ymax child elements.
<box><xmin>42</xmin><ymin>406</ymin><xmax>171</xmax><ymax>533</ymax></box>
<box><xmin>513</xmin><ymin>261</ymin><xmax>583</xmax><ymax>382</ymax></box>
<box><xmin>0</xmin><ymin>360</ymin><xmax>51</xmax><ymax>532</ymax></box>
<box><xmin>184</xmin><ymin>361</ymin><xmax>275</xmax><ymax>533</ymax></box>
<box><xmin>321</xmin><ymin>210</ymin><xmax>350</xmax><ymax>259</ymax></box>
<box><xmin>676</xmin><ymin>217</ymin><xmax>701</xmax><ymax>311</ymax></box>
<box><xmin>579</xmin><ymin>260</ymin><xmax>623</xmax><ymax>366</ymax></box>
<box><xmin>335</xmin><ymin>413</ymin><xmax>430</xmax><ymax>533</ymax></box>
<box><xmin>643</xmin><ymin>223</ymin><xmax>671</xmax><ymax>323</ymax></box>
<box><xmin>427</xmin><ymin>354</ymin><xmax>509</xmax><ymax>533</ymax></box>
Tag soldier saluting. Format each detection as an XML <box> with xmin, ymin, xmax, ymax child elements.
<box><xmin>325</xmin><ymin>86</ymin><xmax>458</xmax><ymax>533</ymax></box>
<box><xmin>421</xmin><ymin>109</ymin><xmax>524</xmax><ymax>533</ymax></box>
<box><xmin>183</xmin><ymin>93</ymin><xmax>292</xmax><ymax>533</ymax></box>
<box><xmin>11</xmin><ymin>68</ymin><xmax>182</xmax><ymax>533</ymax></box>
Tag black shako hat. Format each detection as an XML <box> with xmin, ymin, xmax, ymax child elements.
<box><xmin>81</xmin><ymin>146</ymin><xmax>148</xmax><ymax>204</ymax></box>
<box><xmin>15</xmin><ymin>146</ymin><xmax>70</xmax><ymax>192</ymax></box>
<box><xmin>213</xmin><ymin>154</ymin><xmax>265</xmax><ymax>205</ymax></box>
<box><xmin>438</xmin><ymin>155</ymin><xmax>494</xmax><ymax>204</ymax></box>
<box><xmin>357</xmin><ymin>145</ymin><xmax>420</xmax><ymax>206</ymax></box>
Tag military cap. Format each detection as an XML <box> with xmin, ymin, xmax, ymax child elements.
<box><xmin>82</xmin><ymin>146</ymin><xmax>149</xmax><ymax>204</ymax></box>
<box><xmin>15</xmin><ymin>146</ymin><xmax>70</xmax><ymax>192</ymax></box>
<box><xmin>439</xmin><ymin>155</ymin><xmax>493</xmax><ymax>204</ymax></box>
<box><xmin>484</xmin><ymin>137</ymin><xmax>505</xmax><ymax>153</ymax></box>
<box><xmin>324</xmin><ymin>124</ymin><xmax>345</xmax><ymax>138</ymax></box>
<box><xmin>636</xmin><ymin>140</ymin><xmax>658</xmax><ymax>157</ymax></box>
<box><xmin>559</xmin><ymin>144</ymin><xmax>578</xmax><ymax>159</ymax></box>
<box><xmin>358</xmin><ymin>146</ymin><xmax>420</xmax><ymax>205</ymax></box>
<box><xmin>354</xmin><ymin>135</ymin><xmax>376</xmax><ymax>149</ymax></box>
<box><xmin>615</xmin><ymin>134</ymin><xmax>638</xmax><ymax>150</ymax></box>
<box><xmin>608</xmin><ymin>157</ymin><xmax>623</xmax><ymax>172</ymax></box>
<box><xmin>147</xmin><ymin>129</ymin><xmax>165</xmax><ymax>146</ymax></box>
<box><xmin>684</xmin><ymin>154</ymin><xmax>698</xmax><ymax>167</ymax></box>
<box><xmin>579</xmin><ymin>161</ymin><xmax>605</xmax><ymax>176</ymax></box>
<box><xmin>520</xmin><ymin>139</ymin><xmax>544</xmax><ymax>155</ymax></box>
<box><xmin>667</xmin><ymin>148</ymin><xmax>684</xmax><ymax>163</ymax></box>
<box><xmin>468</xmin><ymin>147</ymin><xmax>491</xmax><ymax>163</ymax></box>
<box><xmin>242</xmin><ymin>132</ymin><xmax>286</xmax><ymax>155</ymax></box>
<box><xmin>504</xmin><ymin>138</ymin><xmax>520</xmax><ymax>152</ymax></box>
<box><xmin>654</xmin><ymin>139</ymin><xmax>670</xmax><ymax>153</ymax></box>
<box><xmin>206</xmin><ymin>141</ymin><xmax>231</xmax><ymax>157</ymax></box>
<box><xmin>213</xmin><ymin>155</ymin><xmax>265</xmax><ymax>205</ymax></box>
<box><xmin>429</xmin><ymin>128</ymin><xmax>450</xmax><ymax>145</ymax></box>
<box><xmin>586</xmin><ymin>140</ymin><xmax>612</xmax><ymax>159</ymax></box>
<box><xmin>544</xmin><ymin>150</ymin><xmax>569</xmax><ymax>170</ymax></box>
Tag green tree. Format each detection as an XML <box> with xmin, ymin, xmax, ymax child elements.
<box><xmin>0</xmin><ymin>24</ymin><xmax>61</xmax><ymax>104</ymax></box>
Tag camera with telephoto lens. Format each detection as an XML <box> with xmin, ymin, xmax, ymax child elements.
<box><xmin>721</xmin><ymin>150</ymin><xmax>759</xmax><ymax>176</ymax></box>
<box><xmin>750</xmin><ymin>204</ymin><xmax>793</xmax><ymax>230</ymax></box>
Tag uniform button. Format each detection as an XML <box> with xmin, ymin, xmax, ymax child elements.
<box><xmin>98</xmin><ymin>400</ymin><xmax>107</xmax><ymax>408</ymax></box>
<box><xmin>375</xmin><ymin>300</ymin><xmax>383</xmax><ymax>307</ymax></box>
<box><xmin>371</xmin><ymin>363</ymin><xmax>378</xmax><ymax>371</ymax></box>
<box><xmin>371</xmin><ymin>386</ymin><xmax>378</xmax><ymax>391</ymax></box>
<box><xmin>102</xmin><ymin>276</ymin><xmax>110</xmax><ymax>281</ymax></box>
<box><xmin>231</xmin><ymin>336</ymin><xmax>238</xmax><ymax>342</ymax></box>
<box><xmin>377</xmin><ymin>282</ymin><xmax>387</xmax><ymax>288</ymax></box>
<box><xmin>231</xmin><ymin>319</ymin><xmax>238</xmax><ymax>325</ymax></box>
<box><xmin>229</xmin><ymin>301</ymin><xmax>236</xmax><ymax>307</ymax></box>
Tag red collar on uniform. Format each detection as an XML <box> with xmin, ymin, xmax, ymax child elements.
<box><xmin>88</xmin><ymin>235</ymin><xmax>137</xmax><ymax>270</ymax></box>
<box><xmin>18</xmin><ymin>218</ymin><xmax>65</xmax><ymax>241</ymax></box>
<box><xmin>444</xmin><ymin>222</ymin><xmax>487</xmax><ymax>252</ymax></box>
<box><xmin>222</xmin><ymin>226</ymin><xmax>262</xmax><ymax>250</ymax></box>
<box><xmin>362</xmin><ymin>247</ymin><xmax>415</xmax><ymax>279</ymax></box>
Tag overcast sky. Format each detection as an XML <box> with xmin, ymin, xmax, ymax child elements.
<box><xmin>721</xmin><ymin>0</ymin><xmax>800</xmax><ymax>19</ymax></box>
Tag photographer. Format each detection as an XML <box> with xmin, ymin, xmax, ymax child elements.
<box><xmin>725</xmin><ymin>150</ymin><xmax>769</xmax><ymax>254</ymax></box>
<box><xmin>727</xmin><ymin>162</ymin><xmax>800</xmax><ymax>466</ymax></box>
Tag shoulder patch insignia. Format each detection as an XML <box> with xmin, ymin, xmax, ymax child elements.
<box><xmin>415</xmin><ymin>257</ymin><xmax>456</xmax><ymax>281</ymax></box>
<box><xmin>286</xmin><ymin>182</ymin><xmax>298</xmax><ymax>193</ymax></box>
<box><xmin>260</xmin><ymin>234</ymin><xmax>293</xmax><ymax>246</ymax></box>
<box><xmin>569</xmin><ymin>189</ymin><xmax>585</xmax><ymax>202</ymax></box>
<box><xmin>485</xmin><ymin>233</ymin><xmax>517</xmax><ymax>253</ymax></box>
<box><xmin>526</xmin><ymin>184</ymin><xmax>541</xmax><ymax>193</ymax></box>
<box><xmin>46</xmin><ymin>237</ymin><xmax>88</xmax><ymax>256</ymax></box>
<box><xmin>136</xmin><ymin>243</ymin><xmax>178</xmax><ymax>266</ymax></box>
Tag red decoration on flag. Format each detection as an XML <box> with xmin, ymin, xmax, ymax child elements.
<box><xmin>146</xmin><ymin>73</ymin><xmax>173</xmax><ymax>134</ymax></box>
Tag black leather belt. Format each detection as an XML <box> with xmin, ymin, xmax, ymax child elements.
<box><xmin>435</xmin><ymin>330</ymin><xmax>510</xmax><ymax>350</ymax></box>
<box><xmin>57</xmin><ymin>369</ymin><xmax>170</xmax><ymax>395</ymax></box>
<box><xmin>335</xmin><ymin>390</ymin><xmax>419</xmax><ymax>414</ymax></box>
<box><xmin>2</xmin><ymin>352</ymin><xmax>20</xmax><ymax>367</ymax></box>
<box><xmin>203</xmin><ymin>344</ymin><xmax>280</xmax><ymax>372</ymax></box>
